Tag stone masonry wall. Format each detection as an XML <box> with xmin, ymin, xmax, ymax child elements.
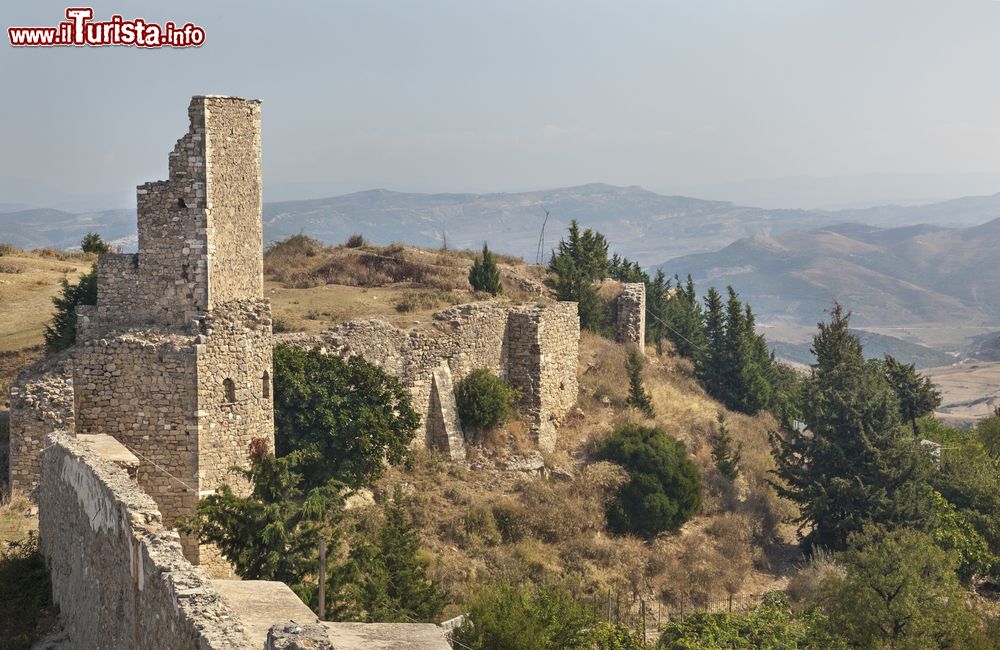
<box><xmin>195</xmin><ymin>301</ymin><xmax>274</xmax><ymax>508</ymax></box>
<box><xmin>278</xmin><ymin>300</ymin><xmax>580</xmax><ymax>453</ymax></box>
<box><xmin>73</xmin><ymin>332</ymin><xmax>201</xmax><ymax>556</ymax></box>
<box><xmin>7</xmin><ymin>351</ymin><xmax>75</xmax><ymax>493</ymax></box>
<box><xmin>204</xmin><ymin>98</ymin><xmax>264</xmax><ymax>307</ymax></box>
<box><xmin>38</xmin><ymin>432</ymin><xmax>253</xmax><ymax>649</ymax></box>
<box><xmin>616</xmin><ymin>282</ymin><xmax>646</xmax><ymax>354</ymax></box>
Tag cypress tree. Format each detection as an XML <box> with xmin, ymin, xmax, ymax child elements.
<box><xmin>710</xmin><ymin>412</ymin><xmax>742</xmax><ymax>480</ymax></box>
<box><xmin>625</xmin><ymin>348</ymin><xmax>654</xmax><ymax>417</ymax></box>
<box><xmin>44</xmin><ymin>263</ymin><xmax>98</xmax><ymax>354</ymax></box>
<box><xmin>469</xmin><ymin>243</ymin><xmax>502</xmax><ymax>295</ymax></box>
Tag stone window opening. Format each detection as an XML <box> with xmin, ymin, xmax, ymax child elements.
<box><xmin>223</xmin><ymin>378</ymin><xmax>236</xmax><ymax>403</ymax></box>
<box><xmin>177</xmin><ymin>197</ymin><xmax>187</xmax><ymax>209</ymax></box>
<box><xmin>262</xmin><ymin>371</ymin><xmax>271</xmax><ymax>400</ymax></box>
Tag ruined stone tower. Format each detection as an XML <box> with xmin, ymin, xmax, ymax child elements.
<box><xmin>72</xmin><ymin>96</ymin><xmax>274</xmax><ymax>562</ymax></box>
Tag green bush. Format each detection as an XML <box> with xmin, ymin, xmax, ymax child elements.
<box><xmin>658</xmin><ymin>593</ymin><xmax>838</xmax><ymax>649</ymax></box>
<box><xmin>452</xmin><ymin>583</ymin><xmax>606</xmax><ymax>650</ymax></box>
<box><xmin>455</xmin><ymin>368</ymin><xmax>516</xmax><ymax>435</ymax></box>
<box><xmin>594</xmin><ymin>423</ymin><xmax>702</xmax><ymax>538</ymax></box>
<box><xmin>80</xmin><ymin>232</ymin><xmax>110</xmax><ymax>254</ymax></box>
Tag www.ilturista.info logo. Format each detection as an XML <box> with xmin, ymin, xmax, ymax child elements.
<box><xmin>8</xmin><ymin>7</ymin><xmax>205</xmax><ymax>48</ymax></box>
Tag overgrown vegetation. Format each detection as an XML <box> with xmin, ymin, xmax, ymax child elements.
<box><xmin>594</xmin><ymin>423</ymin><xmax>702</xmax><ymax>538</ymax></box>
<box><xmin>549</xmin><ymin>220</ymin><xmax>613</xmax><ymax>334</ymax></box>
<box><xmin>453</xmin><ymin>582</ymin><xmax>641</xmax><ymax>650</ymax></box>
<box><xmin>272</xmin><ymin>344</ymin><xmax>420</xmax><ymax>490</ymax></box>
<box><xmin>455</xmin><ymin>368</ymin><xmax>517</xmax><ymax>437</ymax></box>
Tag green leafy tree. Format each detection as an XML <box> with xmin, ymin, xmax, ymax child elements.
<box><xmin>469</xmin><ymin>242</ymin><xmax>503</xmax><ymax>295</ymax></box>
<box><xmin>710</xmin><ymin>412</ymin><xmax>742</xmax><ymax>481</ymax></box>
<box><xmin>975</xmin><ymin>409</ymin><xmax>1000</xmax><ymax>458</ymax></box>
<box><xmin>272</xmin><ymin>345</ymin><xmax>420</xmax><ymax>490</ymax></box>
<box><xmin>80</xmin><ymin>232</ymin><xmax>110</xmax><ymax>254</ymax></box>
<box><xmin>625</xmin><ymin>348</ymin><xmax>654</xmax><ymax>417</ymax></box>
<box><xmin>179</xmin><ymin>440</ymin><xmax>342</xmax><ymax>603</ymax></box>
<box><xmin>771</xmin><ymin>304</ymin><xmax>935</xmax><ymax>551</ymax></box>
<box><xmin>820</xmin><ymin>527</ymin><xmax>982</xmax><ymax>649</ymax></box>
<box><xmin>43</xmin><ymin>263</ymin><xmax>97</xmax><ymax>354</ymax></box>
<box><xmin>332</xmin><ymin>491</ymin><xmax>447</xmax><ymax>623</ymax></box>
<box><xmin>594</xmin><ymin>423</ymin><xmax>702</xmax><ymax>538</ymax></box>
<box><xmin>455</xmin><ymin>368</ymin><xmax>516</xmax><ymax>435</ymax></box>
<box><xmin>926</xmin><ymin>491</ymin><xmax>994</xmax><ymax>583</ymax></box>
<box><xmin>609</xmin><ymin>253</ymin><xmax>648</xmax><ymax>284</ymax></box>
<box><xmin>882</xmin><ymin>355</ymin><xmax>941</xmax><ymax>437</ymax></box>
<box><xmin>658</xmin><ymin>592</ymin><xmax>840</xmax><ymax>649</ymax></box>
<box><xmin>452</xmin><ymin>583</ymin><xmax>603</xmax><ymax>650</ymax></box>
<box><xmin>930</xmin><ymin>438</ymin><xmax>1000</xmax><ymax>578</ymax></box>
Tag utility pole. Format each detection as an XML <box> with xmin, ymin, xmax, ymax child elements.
<box><xmin>535</xmin><ymin>209</ymin><xmax>550</xmax><ymax>265</ymax></box>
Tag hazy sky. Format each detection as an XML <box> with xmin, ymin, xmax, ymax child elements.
<box><xmin>5</xmin><ymin>0</ymin><xmax>1000</xmax><ymax>209</ymax></box>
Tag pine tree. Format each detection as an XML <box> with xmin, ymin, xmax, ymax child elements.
<box><xmin>80</xmin><ymin>232</ymin><xmax>109</xmax><ymax>254</ymax></box>
<box><xmin>770</xmin><ymin>304</ymin><xmax>935</xmax><ymax>551</ymax></box>
<box><xmin>697</xmin><ymin>287</ymin><xmax>726</xmax><ymax>398</ymax></box>
<box><xmin>549</xmin><ymin>220</ymin><xmax>612</xmax><ymax>333</ymax></box>
<box><xmin>44</xmin><ymin>264</ymin><xmax>98</xmax><ymax>354</ymax></box>
<box><xmin>625</xmin><ymin>348</ymin><xmax>654</xmax><ymax>417</ymax></box>
<box><xmin>883</xmin><ymin>355</ymin><xmax>941</xmax><ymax>437</ymax></box>
<box><xmin>333</xmin><ymin>491</ymin><xmax>447</xmax><ymax>623</ymax></box>
<box><xmin>710</xmin><ymin>412</ymin><xmax>742</xmax><ymax>480</ymax></box>
<box><xmin>468</xmin><ymin>243</ymin><xmax>502</xmax><ymax>295</ymax></box>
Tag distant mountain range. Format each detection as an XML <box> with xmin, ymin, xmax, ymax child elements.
<box><xmin>659</xmin><ymin>218</ymin><xmax>1000</xmax><ymax>328</ymax></box>
<box><xmin>5</xmin><ymin>183</ymin><xmax>1000</xmax><ymax>267</ymax></box>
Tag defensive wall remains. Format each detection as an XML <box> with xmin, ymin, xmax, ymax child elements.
<box><xmin>39</xmin><ymin>431</ymin><xmax>449</xmax><ymax>649</ymax></box>
<box><xmin>616</xmin><ymin>282</ymin><xmax>646</xmax><ymax>353</ymax></box>
<box><xmin>278</xmin><ymin>300</ymin><xmax>580</xmax><ymax>455</ymax></box>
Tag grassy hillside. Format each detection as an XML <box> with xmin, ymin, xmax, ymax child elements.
<box><xmin>363</xmin><ymin>332</ymin><xmax>798</xmax><ymax>617</ymax></box>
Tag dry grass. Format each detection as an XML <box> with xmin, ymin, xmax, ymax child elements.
<box><xmin>0</xmin><ymin>251</ymin><xmax>93</xmax><ymax>354</ymax></box>
<box><xmin>365</xmin><ymin>332</ymin><xmax>802</xmax><ymax>617</ymax></box>
<box><xmin>0</xmin><ymin>491</ymin><xmax>35</xmax><ymax>543</ymax></box>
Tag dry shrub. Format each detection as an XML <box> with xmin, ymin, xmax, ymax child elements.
<box><xmin>0</xmin><ymin>243</ymin><xmax>21</xmax><ymax>256</ymax></box>
<box><xmin>785</xmin><ymin>548</ymin><xmax>843</xmax><ymax>607</ymax></box>
<box><xmin>654</xmin><ymin>515</ymin><xmax>759</xmax><ymax>607</ymax></box>
<box><xmin>344</xmin><ymin>234</ymin><xmax>366</xmax><ymax>248</ymax></box>
<box><xmin>511</xmin><ymin>462</ymin><xmax>628</xmax><ymax>545</ymax></box>
<box><xmin>395</xmin><ymin>290</ymin><xmax>453</xmax><ymax>313</ymax></box>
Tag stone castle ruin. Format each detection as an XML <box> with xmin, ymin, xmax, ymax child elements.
<box><xmin>279</xmin><ymin>300</ymin><xmax>580</xmax><ymax>458</ymax></box>
<box><xmin>4</xmin><ymin>95</ymin><xmax>590</xmax><ymax>647</ymax></box>
<box><xmin>616</xmin><ymin>282</ymin><xmax>646</xmax><ymax>353</ymax></box>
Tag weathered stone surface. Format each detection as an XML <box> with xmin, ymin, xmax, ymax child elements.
<box><xmin>214</xmin><ymin>580</ymin><xmax>319</xmax><ymax>647</ymax></box>
<box><xmin>38</xmin><ymin>432</ymin><xmax>254</xmax><ymax>649</ymax></box>
<box><xmin>322</xmin><ymin>622</ymin><xmax>452</xmax><ymax>650</ymax></box>
<box><xmin>266</xmin><ymin>624</ymin><xmax>334</xmax><ymax>650</ymax></box>
<box><xmin>278</xmin><ymin>300</ymin><xmax>580</xmax><ymax>453</ymax></box>
<box><xmin>616</xmin><ymin>282</ymin><xmax>646</xmax><ymax>353</ymax></box>
<box><xmin>7</xmin><ymin>349</ymin><xmax>75</xmax><ymax>494</ymax></box>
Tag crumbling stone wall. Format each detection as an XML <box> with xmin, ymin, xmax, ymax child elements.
<box><xmin>7</xmin><ymin>350</ymin><xmax>75</xmax><ymax>493</ymax></box>
<box><xmin>616</xmin><ymin>282</ymin><xmax>646</xmax><ymax>353</ymax></box>
<box><xmin>38</xmin><ymin>432</ymin><xmax>253</xmax><ymax>649</ymax></box>
<box><xmin>278</xmin><ymin>300</ymin><xmax>579</xmax><ymax>453</ymax></box>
